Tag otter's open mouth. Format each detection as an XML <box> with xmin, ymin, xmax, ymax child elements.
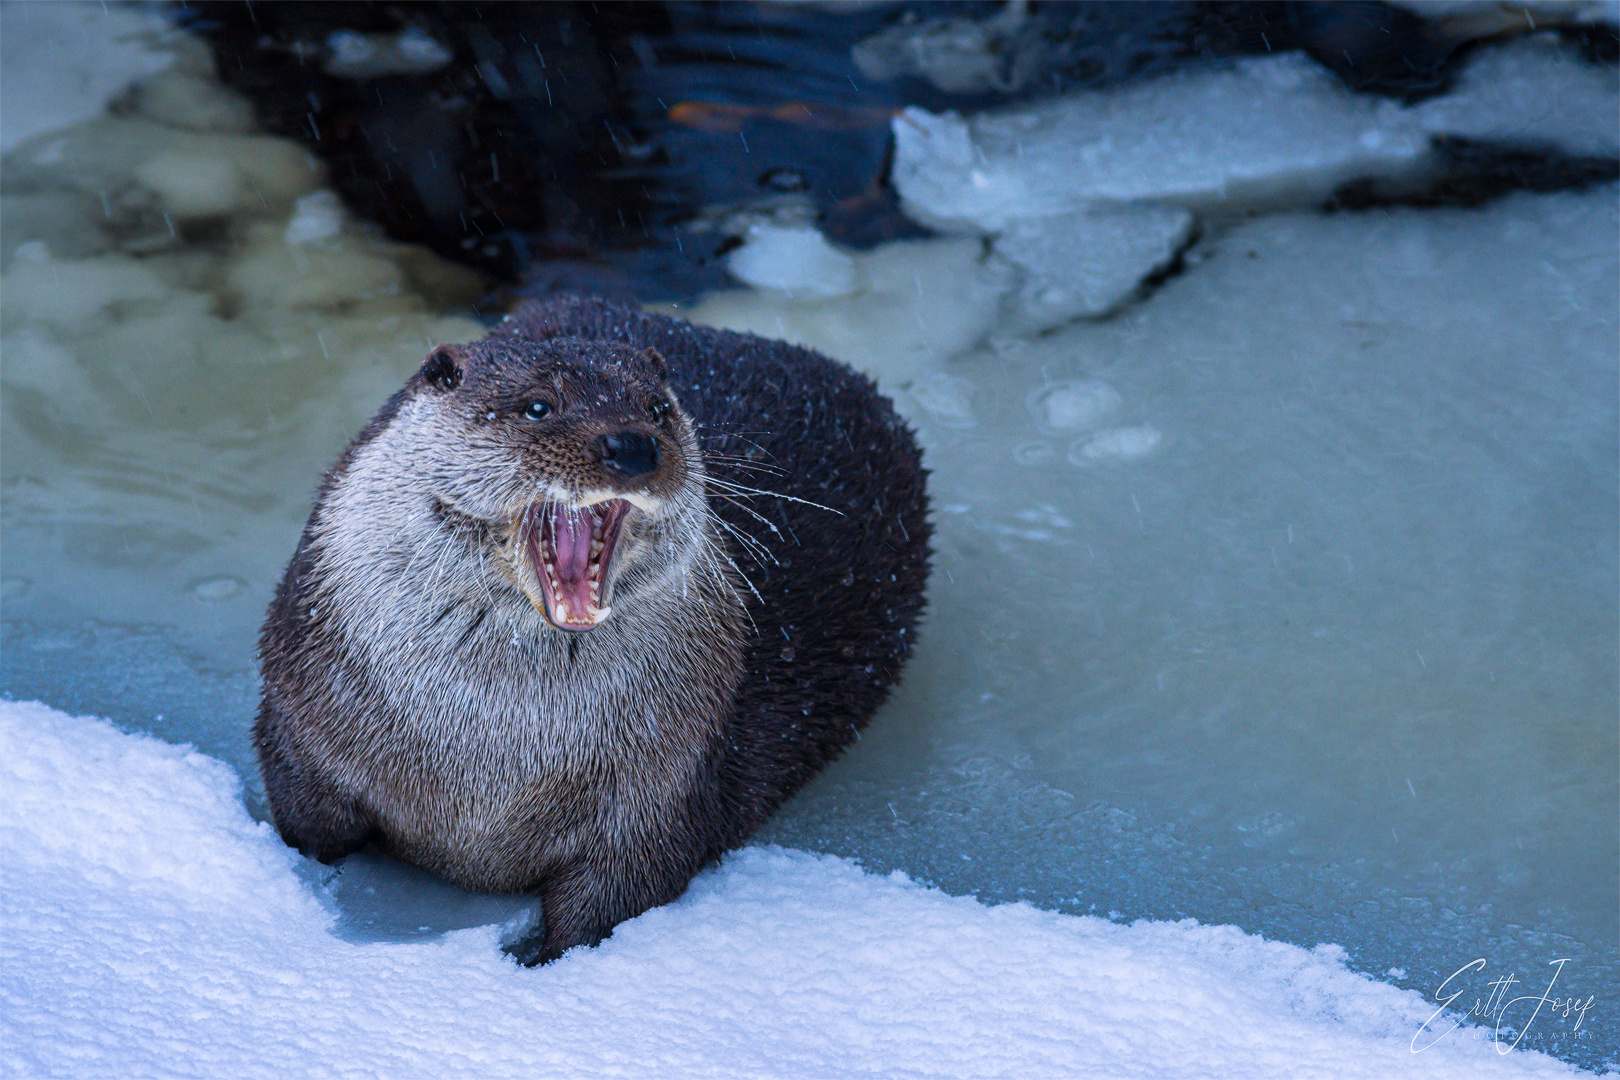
<box><xmin>523</xmin><ymin>500</ymin><xmax>630</xmax><ymax>631</ymax></box>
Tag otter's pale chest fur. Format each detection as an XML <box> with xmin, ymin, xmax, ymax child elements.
<box><xmin>290</xmin><ymin>392</ymin><xmax>743</xmax><ymax>891</ymax></box>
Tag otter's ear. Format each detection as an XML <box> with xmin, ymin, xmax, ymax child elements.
<box><xmin>642</xmin><ymin>348</ymin><xmax>668</xmax><ymax>377</ymax></box>
<box><xmin>421</xmin><ymin>344</ymin><xmax>463</xmax><ymax>391</ymax></box>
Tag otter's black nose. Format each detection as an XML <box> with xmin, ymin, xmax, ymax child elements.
<box><xmin>597</xmin><ymin>431</ymin><xmax>658</xmax><ymax>478</ymax></box>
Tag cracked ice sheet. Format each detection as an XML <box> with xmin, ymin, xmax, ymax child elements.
<box><xmin>891</xmin><ymin>54</ymin><xmax>1428</xmax><ymax>232</ymax></box>
<box><xmin>0</xmin><ymin>701</ymin><xmax>1590</xmax><ymax>1079</ymax></box>
<box><xmin>880</xmin><ymin>40</ymin><xmax>1616</xmax><ymax>332</ymax></box>
<box><xmin>892</xmin><ymin>42</ymin><xmax>1617</xmax><ymax>233</ymax></box>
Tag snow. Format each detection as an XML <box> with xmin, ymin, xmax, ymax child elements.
<box><xmin>0</xmin><ymin>700</ymin><xmax>1593</xmax><ymax>1079</ymax></box>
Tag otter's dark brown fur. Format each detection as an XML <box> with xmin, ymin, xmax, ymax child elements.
<box><xmin>256</xmin><ymin>295</ymin><xmax>929</xmax><ymax>963</ymax></box>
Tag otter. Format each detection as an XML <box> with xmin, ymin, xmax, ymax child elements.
<box><xmin>256</xmin><ymin>295</ymin><xmax>929</xmax><ymax>964</ymax></box>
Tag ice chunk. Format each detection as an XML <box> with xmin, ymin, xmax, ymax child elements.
<box><xmin>0</xmin><ymin>3</ymin><xmax>173</xmax><ymax>152</ymax></box>
<box><xmin>892</xmin><ymin>55</ymin><xmax>1431</xmax><ymax>232</ymax></box>
<box><xmin>994</xmin><ymin>206</ymin><xmax>1195</xmax><ymax>325</ymax></box>
<box><xmin>130</xmin><ymin>68</ymin><xmax>257</xmax><ymax>135</ymax></box>
<box><xmin>324</xmin><ymin>28</ymin><xmax>455</xmax><ymax>79</ymax></box>
<box><xmin>284</xmin><ymin>191</ymin><xmax>346</xmax><ymax>246</ymax></box>
<box><xmin>5</xmin><ymin>116</ymin><xmax>326</xmax><ymax>227</ymax></box>
<box><xmin>889</xmin><ymin>42</ymin><xmax>1615</xmax><ymax>335</ymax></box>
<box><xmin>725</xmin><ymin>223</ymin><xmax>860</xmax><ymax>298</ymax></box>
<box><xmin>674</xmin><ymin>236</ymin><xmax>1009</xmax><ymax>381</ymax></box>
<box><xmin>132</xmin><ymin>153</ymin><xmax>247</xmax><ymax>219</ymax></box>
<box><xmin>1386</xmin><ymin>0</ymin><xmax>1619</xmax><ymax>22</ymax></box>
<box><xmin>1410</xmin><ymin>36</ymin><xmax>1620</xmax><ymax>157</ymax></box>
<box><xmin>0</xmin><ymin>254</ymin><xmax>175</xmax><ymax>329</ymax></box>
<box><xmin>894</xmin><ymin>43</ymin><xmax>1616</xmax><ymax>235</ymax></box>
<box><xmin>852</xmin><ymin>3</ymin><xmax>1047</xmax><ymax>95</ymax></box>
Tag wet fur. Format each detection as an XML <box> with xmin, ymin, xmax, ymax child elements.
<box><xmin>256</xmin><ymin>296</ymin><xmax>930</xmax><ymax>963</ymax></box>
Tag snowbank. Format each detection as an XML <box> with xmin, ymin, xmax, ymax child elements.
<box><xmin>0</xmin><ymin>701</ymin><xmax>1589</xmax><ymax>1079</ymax></box>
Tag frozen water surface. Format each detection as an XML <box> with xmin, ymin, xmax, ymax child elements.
<box><xmin>2</xmin><ymin>7</ymin><xmax>1616</xmax><ymax>1072</ymax></box>
<box><xmin>743</xmin><ymin>191</ymin><xmax>1618</xmax><ymax>1055</ymax></box>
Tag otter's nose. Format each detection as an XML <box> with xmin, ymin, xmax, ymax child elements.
<box><xmin>596</xmin><ymin>431</ymin><xmax>658</xmax><ymax>479</ymax></box>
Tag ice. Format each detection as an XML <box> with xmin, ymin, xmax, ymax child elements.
<box><xmin>0</xmin><ymin>701</ymin><xmax>1589</xmax><ymax>1079</ymax></box>
<box><xmin>674</xmin><ymin>235</ymin><xmax>1008</xmax><ymax>382</ymax></box>
<box><xmin>891</xmin><ymin>54</ymin><xmax>1430</xmax><ymax>231</ymax></box>
<box><xmin>893</xmin><ymin>42</ymin><xmax>1616</xmax><ymax>230</ymax></box>
<box><xmin>721</xmin><ymin>38</ymin><xmax>1615</xmax><ymax>348</ymax></box>
<box><xmin>1</xmin><ymin>17</ymin><xmax>485</xmax><ymax>775</ymax></box>
<box><xmin>324</xmin><ymin>26</ymin><xmax>455</xmax><ymax>79</ymax></box>
<box><xmin>993</xmin><ymin>206</ymin><xmax>1195</xmax><ymax>326</ymax></box>
<box><xmin>1407</xmin><ymin>36</ymin><xmax>1620</xmax><ymax>157</ymax></box>
<box><xmin>1386</xmin><ymin>1</ymin><xmax>1619</xmax><ymax>23</ymax></box>
<box><xmin>725</xmin><ymin>222</ymin><xmax>861</xmax><ymax>297</ymax></box>
<box><xmin>692</xmin><ymin>188</ymin><xmax>1618</xmax><ymax>1066</ymax></box>
<box><xmin>0</xmin><ymin>3</ymin><xmax>173</xmax><ymax>153</ymax></box>
<box><xmin>852</xmin><ymin>2</ymin><xmax>1047</xmax><ymax>95</ymax></box>
<box><xmin>888</xmin><ymin>39</ymin><xmax>1617</xmax><ymax>336</ymax></box>
<box><xmin>283</xmin><ymin>191</ymin><xmax>347</xmax><ymax>246</ymax></box>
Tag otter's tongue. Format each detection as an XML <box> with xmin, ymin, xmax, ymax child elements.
<box><xmin>549</xmin><ymin>505</ymin><xmax>597</xmax><ymax>619</ymax></box>
<box><xmin>527</xmin><ymin>499</ymin><xmax>630</xmax><ymax>630</ymax></box>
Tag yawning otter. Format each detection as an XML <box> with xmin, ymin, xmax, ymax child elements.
<box><xmin>256</xmin><ymin>295</ymin><xmax>930</xmax><ymax>963</ymax></box>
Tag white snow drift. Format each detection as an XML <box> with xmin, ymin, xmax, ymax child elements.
<box><xmin>0</xmin><ymin>702</ymin><xmax>1589</xmax><ymax>1079</ymax></box>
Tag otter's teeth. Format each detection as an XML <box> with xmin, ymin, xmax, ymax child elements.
<box><xmin>529</xmin><ymin>498</ymin><xmax>630</xmax><ymax>630</ymax></box>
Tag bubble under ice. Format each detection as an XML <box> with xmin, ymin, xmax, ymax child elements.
<box><xmin>0</xmin><ymin>7</ymin><xmax>1615</xmax><ymax>1071</ymax></box>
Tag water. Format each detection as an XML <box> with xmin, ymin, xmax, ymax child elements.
<box><xmin>2</xmin><ymin>7</ymin><xmax>1615</xmax><ymax>1068</ymax></box>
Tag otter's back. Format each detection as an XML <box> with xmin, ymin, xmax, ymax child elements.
<box><xmin>500</xmin><ymin>296</ymin><xmax>931</xmax><ymax>843</ymax></box>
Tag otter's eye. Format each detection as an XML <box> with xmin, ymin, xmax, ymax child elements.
<box><xmin>524</xmin><ymin>400</ymin><xmax>552</xmax><ymax>420</ymax></box>
<box><xmin>648</xmin><ymin>399</ymin><xmax>672</xmax><ymax>424</ymax></box>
